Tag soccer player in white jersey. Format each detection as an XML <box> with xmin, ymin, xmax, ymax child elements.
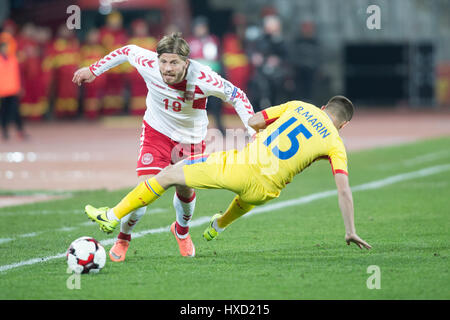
<box><xmin>72</xmin><ymin>33</ymin><xmax>255</xmax><ymax>261</ymax></box>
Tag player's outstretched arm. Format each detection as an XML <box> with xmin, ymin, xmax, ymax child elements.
<box><xmin>334</xmin><ymin>173</ymin><xmax>372</xmax><ymax>250</ymax></box>
<box><xmin>73</xmin><ymin>45</ymin><xmax>138</xmax><ymax>86</ymax></box>
<box><xmin>74</xmin><ymin>45</ymin><xmax>138</xmax><ymax>86</ymax></box>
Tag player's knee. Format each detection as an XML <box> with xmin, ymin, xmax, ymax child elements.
<box><xmin>157</xmin><ymin>165</ymin><xmax>185</xmax><ymax>188</ymax></box>
<box><xmin>175</xmin><ymin>185</ymin><xmax>194</xmax><ymax>198</ymax></box>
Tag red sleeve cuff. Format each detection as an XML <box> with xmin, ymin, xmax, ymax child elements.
<box><xmin>89</xmin><ymin>65</ymin><xmax>97</xmax><ymax>77</ymax></box>
<box><xmin>334</xmin><ymin>169</ymin><xmax>348</xmax><ymax>176</ymax></box>
<box><xmin>262</xmin><ymin>110</ymin><xmax>278</xmax><ymax>125</ymax></box>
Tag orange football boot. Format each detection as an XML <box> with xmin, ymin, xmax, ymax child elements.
<box><xmin>170</xmin><ymin>222</ymin><xmax>195</xmax><ymax>257</ymax></box>
<box><xmin>109</xmin><ymin>239</ymin><xmax>130</xmax><ymax>262</ymax></box>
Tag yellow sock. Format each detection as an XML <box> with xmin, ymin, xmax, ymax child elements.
<box><xmin>113</xmin><ymin>178</ymin><xmax>165</xmax><ymax>219</ymax></box>
<box><xmin>217</xmin><ymin>195</ymin><xmax>255</xmax><ymax>229</ymax></box>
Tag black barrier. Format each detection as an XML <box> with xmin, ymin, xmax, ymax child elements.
<box><xmin>344</xmin><ymin>43</ymin><xmax>434</xmax><ymax>107</ymax></box>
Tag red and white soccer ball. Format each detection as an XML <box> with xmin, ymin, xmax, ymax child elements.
<box><xmin>66</xmin><ymin>236</ymin><xmax>106</xmax><ymax>274</ymax></box>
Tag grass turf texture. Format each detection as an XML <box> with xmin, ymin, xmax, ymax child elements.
<box><xmin>0</xmin><ymin>137</ymin><xmax>449</xmax><ymax>299</ymax></box>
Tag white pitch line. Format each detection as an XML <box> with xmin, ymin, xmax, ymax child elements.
<box><xmin>0</xmin><ymin>253</ymin><xmax>67</xmax><ymax>272</ymax></box>
<box><xmin>1</xmin><ymin>163</ymin><xmax>449</xmax><ymax>274</ymax></box>
<box><xmin>403</xmin><ymin>150</ymin><xmax>450</xmax><ymax>166</ymax></box>
<box><xmin>18</xmin><ymin>232</ymin><xmax>40</xmax><ymax>238</ymax></box>
<box><xmin>0</xmin><ymin>208</ymin><xmax>169</xmax><ymax>243</ymax></box>
<box><xmin>244</xmin><ymin>163</ymin><xmax>450</xmax><ymax>218</ymax></box>
<box><xmin>376</xmin><ymin>150</ymin><xmax>450</xmax><ymax>170</ymax></box>
<box><xmin>0</xmin><ymin>238</ymin><xmax>14</xmax><ymax>245</ymax></box>
<box><xmin>0</xmin><ymin>209</ymin><xmax>82</xmax><ymax>216</ymax></box>
<box><xmin>0</xmin><ymin>207</ymin><xmax>168</xmax><ymax>217</ymax></box>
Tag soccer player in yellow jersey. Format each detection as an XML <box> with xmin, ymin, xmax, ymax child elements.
<box><xmin>85</xmin><ymin>95</ymin><xmax>371</xmax><ymax>250</ymax></box>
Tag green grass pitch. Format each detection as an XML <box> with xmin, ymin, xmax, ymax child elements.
<box><xmin>0</xmin><ymin>137</ymin><xmax>449</xmax><ymax>300</ymax></box>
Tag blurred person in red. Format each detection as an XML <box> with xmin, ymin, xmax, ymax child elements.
<box><xmin>16</xmin><ymin>23</ymin><xmax>48</xmax><ymax>120</ymax></box>
<box><xmin>99</xmin><ymin>11</ymin><xmax>128</xmax><ymax>115</ymax></box>
<box><xmin>36</xmin><ymin>26</ymin><xmax>53</xmax><ymax>117</ymax></box>
<box><xmin>187</xmin><ymin>16</ymin><xmax>225</xmax><ymax>134</ymax></box>
<box><xmin>0</xmin><ymin>23</ymin><xmax>27</xmax><ymax>141</ymax></box>
<box><xmin>49</xmin><ymin>25</ymin><xmax>80</xmax><ymax>118</ymax></box>
<box><xmin>222</xmin><ymin>13</ymin><xmax>251</xmax><ymax>102</ymax></box>
<box><xmin>164</xmin><ymin>23</ymin><xmax>180</xmax><ymax>36</ymax></box>
<box><xmin>80</xmin><ymin>28</ymin><xmax>107</xmax><ymax>119</ymax></box>
<box><xmin>127</xmin><ymin>19</ymin><xmax>157</xmax><ymax>115</ymax></box>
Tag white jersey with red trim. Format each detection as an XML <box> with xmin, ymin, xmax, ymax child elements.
<box><xmin>89</xmin><ymin>45</ymin><xmax>255</xmax><ymax>144</ymax></box>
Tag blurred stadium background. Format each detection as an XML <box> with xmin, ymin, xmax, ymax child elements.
<box><xmin>1</xmin><ymin>0</ymin><xmax>450</xmax><ymax>201</ymax></box>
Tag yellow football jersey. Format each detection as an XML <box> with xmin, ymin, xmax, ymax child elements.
<box><xmin>240</xmin><ymin>100</ymin><xmax>348</xmax><ymax>191</ymax></box>
<box><xmin>183</xmin><ymin>100</ymin><xmax>349</xmax><ymax>204</ymax></box>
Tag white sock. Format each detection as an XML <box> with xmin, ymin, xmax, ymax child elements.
<box><xmin>106</xmin><ymin>208</ymin><xmax>120</xmax><ymax>221</ymax></box>
<box><xmin>119</xmin><ymin>206</ymin><xmax>147</xmax><ymax>234</ymax></box>
<box><xmin>173</xmin><ymin>191</ymin><xmax>196</xmax><ymax>239</ymax></box>
<box><xmin>212</xmin><ymin>219</ymin><xmax>225</xmax><ymax>233</ymax></box>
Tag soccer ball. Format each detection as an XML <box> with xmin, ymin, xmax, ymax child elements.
<box><xmin>66</xmin><ymin>236</ymin><xmax>106</xmax><ymax>274</ymax></box>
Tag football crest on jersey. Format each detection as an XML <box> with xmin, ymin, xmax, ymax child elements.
<box><xmin>141</xmin><ymin>153</ymin><xmax>154</xmax><ymax>165</ymax></box>
<box><xmin>224</xmin><ymin>81</ymin><xmax>237</xmax><ymax>101</ymax></box>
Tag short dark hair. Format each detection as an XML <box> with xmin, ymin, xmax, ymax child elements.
<box><xmin>325</xmin><ymin>95</ymin><xmax>354</xmax><ymax>122</ymax></box>
<box><xmin>156</xmin><ymin>32</ymin><xmax>190</xmax><ymax>60</ymax></box>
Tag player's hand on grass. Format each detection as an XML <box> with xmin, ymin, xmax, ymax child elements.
<box><xmin>345</xmin><ymin>233</ymin><xmax>372</xmax><ymax>250</ymax></box>
<box><xmin>72</xmin><ymin>67</ymin><xmax>96</xmax><ymax>86</ymax></box>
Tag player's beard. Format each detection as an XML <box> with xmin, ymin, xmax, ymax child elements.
<box><xmin>161</xmin><ymin>64</ymin><xmax>188</xmax><ymax>85</ymax></box>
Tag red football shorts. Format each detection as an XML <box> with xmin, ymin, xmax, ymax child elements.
<box><xmin>136</xmin><ymin>121</ymin><xmax>206</xmax><ymax>176</ymax></box>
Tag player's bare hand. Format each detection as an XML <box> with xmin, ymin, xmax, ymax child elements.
<box><xmin>72</xmin><ymin>67</ymin><xmax>96</xmax><ymax>86</ymax></box>
<box><xmin>345</xmin><ymin>233</ymin><xmax>371</xmax><ymax>250</ymax></box>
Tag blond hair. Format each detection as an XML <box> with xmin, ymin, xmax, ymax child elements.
<box><xmin>156</xmin><ymin>32</ymin><xmax>190</xmax><ymax>60</ymax></box>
